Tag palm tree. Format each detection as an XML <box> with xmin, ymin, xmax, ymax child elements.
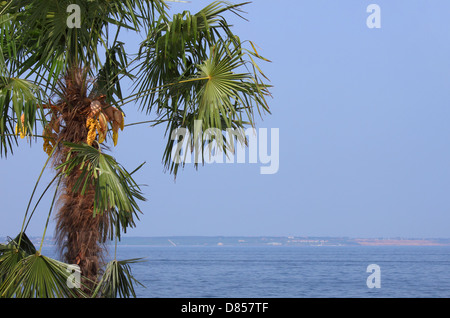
<box><xmin>0</xmin><ymin>0</ymin><xmax>270</xmax><ymax>297</ymax></box>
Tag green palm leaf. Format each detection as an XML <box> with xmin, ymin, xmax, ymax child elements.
<box><xmin>92</xmin><ymin>258</ymin><xmax>145</xmax><ymax>298</ymax></box>
<box><xmin>155</xmin><ymin>38</ymin><xmax>271</xmax><ymax>175</ymax></box>
<box><xmin>0</xmin><ymin>253</ymin><xmax>88</xmax><ymax>298</ymax></box>
<box><xmin>94</xmin><ymin>41</ymin><xmax>134</xmax><ymax>108</ymax></box>
<box><xmin>57</xmin><ymin>142</ymin><xmax>146</xmax><ymax>241</ymax></box>
<box><xmin>0</xmin><ymin>21</ymin><xmax>43</xmax><ymax>157</ymax></box>
<box><xmin>133</xmin><ymin>2</ymin><xmax>271</xmax><ymax>176</ymax></box>
<box><xmin>1</xmin><ymin>0</ymin><xmax>164</xmax><ymax>98</ymax></box>
<box><xmin>0</xmin><ymin>232</ymin><xmax>89</xmax><ymax>298</ymax></box>
<box><xmin>134</xmin><ymin>1</ymin><xmax>249</xmax><ymax>112</ymax></box>
<box><xmin>0</xmin><ymin>232</ymin><xmax>36</xmax><ymax>289</ymax></box>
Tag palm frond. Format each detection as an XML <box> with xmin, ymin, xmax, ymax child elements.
<box><xmin>0</xmin><ymin>231</ymin><xmax>90</xmax><ymax>298</ymax></box>
<box><xmin>131</xmin><ymin>2</ymin><xmax>271</xmax><ymax>176</ymax></box>
<box><xmin>0</xmin><ymin>252</ymin><xmax>88</xmax><ymax>298</ymax></box>
<box><xmin>0</xmin><ymin>24</ymin><xmax>43</xmax><ymax>157</ymax></box>
<box><xmin>92</xmin><ymin>258</ymin><xmax>145</xmax><ymax>298</ymax></box>
<box><xmin>0</xmin><ymin>232</ymin><xmax>36</xmax><ymax>288</ymax></box>
<box><xmin>7</xmin><ymin>232</ymin><xmax>37</xmax><ymax>256</ymax></box>
<box><xmin>1</xmin><ymin>0</ymin><xmax>165</xmax><ymax>97</ymax></box>
<box><xmin>56</xmin><ymin>142</ymin><xmax>146</xmax><ymax>241</ymax></box>
<box><xmin>0</xmin><ymin>248</ymin><xmax>27</xmax><ymax>295</ymax></box>
<box><xmin>94</xmin><ymin>41</ymin><xmax>134</xmax><ymax>108</ymax></box>
<box><xmin>134</xmin><ymin>1</ymin><xmax>249</xmax><ymax>112</ymax></box>
<box><xmin>154</xmin><ymin>38</ymin><xmax>271</xmax><ymax>175</ymax></box>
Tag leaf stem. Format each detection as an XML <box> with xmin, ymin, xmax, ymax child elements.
<box><xmin>17</xmin><ymin>142</ymin><xmax>58</xmax><ymax>247</ymax></box>
<box><xmin>39</xmin><ymin>175</ymin><xmax>62</xmax><ymax>253</ymax></box>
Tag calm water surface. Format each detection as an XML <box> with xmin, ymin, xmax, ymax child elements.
<box><xmin>65</xmin><ymin>245</ymin><xmax>450</xmax><ymax>298</ymax></box>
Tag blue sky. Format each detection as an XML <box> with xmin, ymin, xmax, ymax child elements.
<box><xmin>2</xmin><ymin>0</ymin><xmax>450</xmax><ymax>239</ymax></box>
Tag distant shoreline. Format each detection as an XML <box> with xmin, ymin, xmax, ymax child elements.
<box><xmin>4</xmin><ymin>236</ymin><xmax>450</xmax><ymax>247</ymax></box>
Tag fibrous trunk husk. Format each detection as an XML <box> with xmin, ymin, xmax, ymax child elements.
<box><xmin>49</xmin><ymin>66</ymin><xmax>109</xmax><ymax>295</ymax></box>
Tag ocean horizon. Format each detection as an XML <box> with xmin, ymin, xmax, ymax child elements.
<box><xmin>4</xmin><ymin>235</ymin><xmax>450</xmax><ymax>248</ymax></box>
<box><xmin>3</xmin><ymin>235</ymin><xmax>450</xmax><ymax>298</ymax></box>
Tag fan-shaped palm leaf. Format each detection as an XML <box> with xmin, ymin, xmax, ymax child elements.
<box><xmin>0</xmin><ymin>253</ymin><xmax>88</xmax><ymax>298</ymax></box>
<box><xmin>56</xmin><ymin>142</ymin><xmax>146</xmax><ymax>241</ymax></box>
<box><xmin>153</xmin><ymin>38</ymin><xmax>271</xmax><ymax>175</ymax></box>
<box><xmin>0</xmin><ymin>232</ymin><xmax>89</xmax><ymax>298</ymax></box>
<box><xmin>92</xmin><ymin>258</ymin><xmax>145</xmax><ymax>298</ymax></box>
<box><xmin>134</xmin><ymin>1</ymin><xmax>250</xmax><ymax>111</ymax></box>
<box><xmin>0</xmin><ymin>232</ymin><xmax>36</xmax><ymax>287</ymax></box>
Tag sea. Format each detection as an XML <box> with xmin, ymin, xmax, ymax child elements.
<box><xmin>39</xmin><ymin>244</ymin><xmax>450</xmax><ymax>298</ymax></box>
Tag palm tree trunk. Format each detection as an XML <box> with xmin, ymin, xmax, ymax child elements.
<box><xmin>55</xmin><ymin>166</ymin><xmax>106</xmax><ymax>294</ymax></box>
<box><xmin>51</xmin><ymin>66</ymin><xmax>108</xmax><ymax>295</ymax></box>
<box><xmin>47</xmin><ymin>66</ymin><xmax>108</xmax><ymax>294</ymax></box>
